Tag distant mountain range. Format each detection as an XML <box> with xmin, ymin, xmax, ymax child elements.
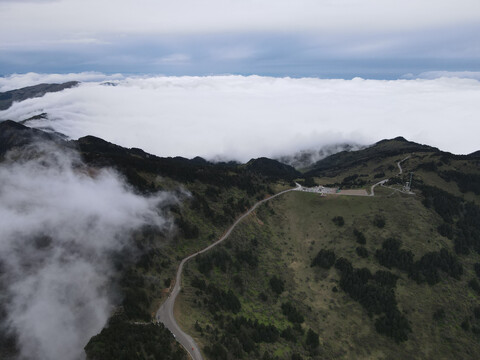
<box><xmin>0</xmin><ymin>81</ymin><xmax>79</xmax><ymax>111</ymax></box>
<box><xmin>277</xmin><ymin>143</ymin><xmax>366</xmax><ymax>170</ymax></box>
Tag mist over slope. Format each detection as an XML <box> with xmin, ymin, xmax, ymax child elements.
<box><xmin>0</xmin><ymin>74</ymin><xmax>479</xmax><ymax>161</ymax></box>
<box><xmin>0</xmin><ymin>82</ymin><xmax>79</xmax><ymax>110</ymax></box>
<box><xmin>0</xmin><ymin>137</ymin><xmax>177</xmax><ymax>360</ymax></box>
<box><xmin>277</xmin><ymin>143</ymin><xmax>366</xmax><ymax>169</ymax></box>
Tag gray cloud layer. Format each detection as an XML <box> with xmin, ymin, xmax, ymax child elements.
<box><xmin>1</xmin><ymin>74</ymin><xmax>479</xmax><ymax>160</ymax></box>
<box><xmin>0</xmin><ymin>141</ymin><xmax>176</xmax><ymax>360</ymax></box>
<box><xmin>2</xmin><ymin>0</ymin><xmax>479</xmax><ymax>41</ymax></box>
<box><xmin>0</xmin><ymin>1</ymin><xmax>479</xmax><ymax>77</ymax></box>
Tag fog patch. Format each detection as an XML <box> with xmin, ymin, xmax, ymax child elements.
<box><xmin>277</xmin><ymin>143</ymin><xmax>366</xmax><ymax>169</ymax></box>
<box><xmin>0</xmin><ymin>142</ymin><xmax>177</xmax><ymax>360</ymax></box>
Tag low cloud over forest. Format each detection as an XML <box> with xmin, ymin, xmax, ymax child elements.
<box><xmin>0</xmin><ymin>141</ymin><xmax>177</xmax><ymax>360</ymax></box>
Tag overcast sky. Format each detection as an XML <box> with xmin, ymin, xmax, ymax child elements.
<box><xmin>1</xmin><ymin>0</ymin><xmax>479</xmax><ymax>77</ymax></box>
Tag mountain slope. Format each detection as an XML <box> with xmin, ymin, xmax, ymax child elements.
<box><xmin>0</xmin><ymin>82</ymin><xmax>79</xmax><ymax>110</ymax></box>
<box><xmin>2</xmin><ymin>123</ymin><xmax>480</xmax><ymax>359</ymax></box>
<box><xmin>0</xmin><ymin>120</ymin><xmax>64</xmax><ymax>156</ymax></box>
<box><xmin>0</xmin><ymin>122</ymin><xmax>296</xmax><ymax>360</ymax></box>
<box><xmin>176</xmin><ymin>139</ymin><xmax>480</xmax><ymax>359</ymax></box>
<box><xmin>304</xmin><ymin>137</ymin><xmax>438</xmax><ymax>177</ymax></box>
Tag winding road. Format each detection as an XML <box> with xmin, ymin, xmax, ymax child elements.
<box><xmin>157</xmin><ymin>157</ymin><xmax>413</xmax><ymax>359</ymax></box>
<box><xmin>370</xmin><ymin>156</ymin><xmax>410</xmax><ymax>196</ymax></box>
<box><xmin>397</xmin><ymin>156</ymin><xmax>410</xmax><ymax>175</ymax></box>
<box><xmin>156</xmin><ymin>186</ymin><xmax>298</xmax><ymax>360</ymax></box>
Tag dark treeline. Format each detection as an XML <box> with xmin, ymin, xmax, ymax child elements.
<box><xmin>77</xmin><ymin>135</ymin><xmax>281</xmax><ymax>195</ymax></box>
<box><xmin>375</xmin><ymin>238</ymin><xmax>463</xmax><ymax>285</ymax></box>
<box><xmin>198</xmin><ymin>309</ymin><xmax>315</xmax><ymax>359</ymax></box>
<box><xmin>191</xmin><ymin>276</ymin><xmax>242</xmax><ymax>314</ymax></box>
<box><xmin>341</xmin><ymin>174</ymin><xmax>367</xmax><ymax>188</ymax></box>
<box><xmin>85</xmin><ymin>314</ymin><xmax>187</xmax><ymax>360</ymax></box>
<box><xmin>439</xmin><ymin>170</ymin><xmax>480</xmax><ymax>195</ymax></box>
<box><xmin>196</xmin><ymin>248</ymin><xmax>233</xmax><ymax>275</ymax></box>
<box><xmin>205</xmin><ymin>284</ymin><xmax>242</xmax><ymax>314</ymax></box>
<box><xmin>334</xmin><ymin>257</ymin><xmax>411</xmax><ymax>342</ymax></box>
<box><xmin>421</xmin><ymin>185</ymin><xmax>480</xmax><ymax>255</ymax></box>
<box><xmin>311</xmin><ymin>249</ymin><xmax>336</xmax><ymax>269</ymax></box>
<box><xmin>203</xmin><ymin>315</ymin><xmax>279</xmax><ymax>360</ymax></box>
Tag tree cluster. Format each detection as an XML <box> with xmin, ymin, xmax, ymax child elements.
<box><xmin>341</xmin><ymin>174</ymin><xmax>367</xmax><ymax>188</ymax></box>
<box><xmin>311</xmin><ymin>249</ymin><xmax>336</xmax><ymax>269</ymax></box>
<box><xmin>196</xmin><ymin>248</ymin><xmax>232</xmax><ymax>275</ymax></box>
<box><xmin>353</xmin><ymin>229</ymin><xmax>366</xmax><ymax>244</ymax></box>
<box><xmin>332</xmin><ymin>216</ymin><xmax>345</xmax><ymax>227</ymax></box>
<box><xmin>422</xmin><ymin>184</ymin><xmax>480</xmax><ymax>254</ymax></box>
<box><xmin>356</xmin><ymin>246</ymin><xmax>369</xmax><ymax>258</ymax></box>
<box><xmin>203</xmin><ymin>315</ymin><xmax>282</xmax><ymax>359</ymax></box>
<box><xmin>269</xmin><ymin>275</ymin><xmax>285</xmax><ymax>295</ymax></box>
<box><xmin>375</xmin><ymin>238</ymin><xmax>463</xmax><ymax>285</ymax></box>
<box><xmin>373</xmin><ymin>215</ymin><xmax>386</xmax><ymax>228</ymax></box>
<box><xmin>334</xmin><ymin>257</ymin><xmax>411</xmax><ymax>342</ymax></box>
<box><xmin>281</xmin><ymin>302</ymin><xmax>305</xmax><ymax>324</ymax></box>
<box><xmin>440</xmin><ymin>170</ymin><xmax>480</xmax><ymax>195</ymax></box>
<box><xmin>85</xmin><ymin>314</ymin><xmax>187</xmax><ymax>360</ymax></box>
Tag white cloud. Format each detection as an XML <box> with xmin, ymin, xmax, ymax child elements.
<box><xmin>408</xmin><ymin>71</ymin><xmax>480</xmax><ymax>80</ymax></box>
<box><xmin>0</xmin><ymin>141</ymin><xmax>177</xmax><ymax>360</ymax></box>
<box><xmin>1</xmin><ymin>74</ymin><xmax>479</xmax><ymax>160</ymax></box>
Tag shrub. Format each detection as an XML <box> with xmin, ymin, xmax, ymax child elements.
<box><xmin>332</xmin><ymin>216</ymin><xmax>345</xmax><ymax>226</ymax></box>
<box><xmin>353</xmin><ymin>229</ymin><xmax>366</xmax><ymax>244</ymax></box>
<box><xmin>281</xmin><ymin>302</ymin><xmax>304</xmax><ymax>324</ymax></box>
<box><xmin>433</xmin><ymin>308</ymin><xmax>446</xmax><ymax>321</ymax></box>
<box><xmin>356</xmin><ymin>246</ymin><xmax>369</xmax><ymax>258</ymax></box>
<box><xmin>469</xmin><ymin>279</ymin><xmax>480</xmax><ymax>294</ymax></box>
<box><xmin>311</xmin><ymin>249</ymin><xmax>336</xmax><ymax>269</ymax></box>
<box><xmin>373</xmin><ymin>215</ymin><xmax>386</xmax><ymax>228</ymax></box>
<box><xmin>269</xmin><ymin>276</ymin><xmax>285</xmax><ymax>295</ymax></box>
<box><xmin>305</xmin><ymin>329</ymin><xmax>319</xmax><ymax>349</ymax></box>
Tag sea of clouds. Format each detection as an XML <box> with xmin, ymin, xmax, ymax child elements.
<box><xmin>0</xmin><ymin>72</ymin><xmax>479</xmax><ymax>161</ymax></box>
<box><xmin>0</xmin><ymin>141</ymin><xmax>177</xmax><ymax>360</ymax></box>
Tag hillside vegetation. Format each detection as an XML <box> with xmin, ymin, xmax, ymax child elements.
<box><xmin>0</xmin><ymin>121</ymin><xmax>294</xmax><ymax>360</ymax></box>
<box><xmin>1</xmin><ymin>120</ymin><xmax>480</xmax><ymax>359</ymax></box>
<box><xmin>176</xmin><ymin>140</ymin><xmax>480</xmax><ymax>359</ymax></box>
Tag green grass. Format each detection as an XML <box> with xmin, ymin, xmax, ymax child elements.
<box><xmin>177</xmin><ymin>165</ymin><xmax>480</xmax><ymax>359</ymax></box>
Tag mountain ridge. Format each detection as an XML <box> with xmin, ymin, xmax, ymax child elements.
<box><xmin>0</xmin><ymin>81</ymin><xmax>79</xmax><ymax>111</ymax></box>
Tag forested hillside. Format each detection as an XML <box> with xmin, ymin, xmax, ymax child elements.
<box><xmin>1</xmin><ymin>121</ymin><xmax>480</xmax><ymax>359</ymax></box>
<box><xmin>176</xmin><ymin>141</ymin><xmax>480</xmax><ymax>359</ymax></box>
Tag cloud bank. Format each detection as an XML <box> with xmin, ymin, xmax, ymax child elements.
<box><xmin>1</xmin><ymin>74</ymin><xmax>480</xmax><ymax>160</ymax></box>
<box><xmin>0</xmin><ymin>142</ymin><xmax>176</xmax><ymax>360</ymax></box>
